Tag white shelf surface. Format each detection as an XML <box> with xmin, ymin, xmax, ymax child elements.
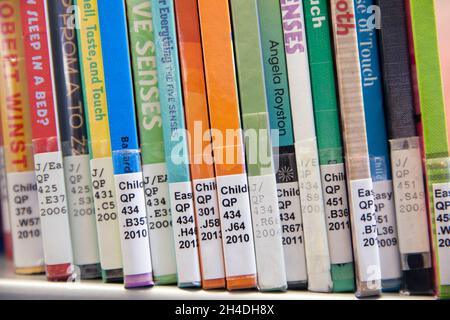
<box><xmin>0</xmin><ymin>257</ymin><xmax>432</xmax><ymax>300</ymax></box>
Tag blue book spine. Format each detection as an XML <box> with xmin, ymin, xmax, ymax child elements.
<box><xmin>151</xmin><ymin>0</ymin><xmax>201</xmax><ymax>288</ymax></box>
<box><xmin>98</xmin><ymin>0</ymin><xmax>153</xmax><ymax>288</ymax></box>
<box><xmin>354</xmin><ymin>0</ymin><xmax>401</xmax><ymax>291</ymax></box>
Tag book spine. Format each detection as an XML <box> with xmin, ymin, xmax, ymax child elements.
<box><xmin>0</xmin><ymin>129</ymin><xmax>11</xmax><ymax>259</ymax></box>
<box><xmin>174</xmin><ymin>0</ymin><xmax>226</xmax><ymax>289</ymax></box>
<box><xmin>409</xmin><ymin>0</ymin><xmax>450</xmax><ymax>299</ymax></box>
<box><xmin>20</xmin><ymin>0</ymin><xmax>74</xmax><ymax>281</ymax></box>
<box><xmin>125</xmin><ymin>0</ymin><xmax>177</xmax><ymax>285</ymax></box>
<box><xmin>47</xmin><ymin>0</ymin><xmax>100</xmax><ymax>279</ymax></box>
<box><xmin>280</xmin><ymin>0</ymin><xmax>332</xmax><ymax>292</ymax></box>
<box><xmin>354</xmin><ymin>0</ymin><xmax>401</xmax><ymax>291</ymax></box>
<box><xmin>198</xmin><ymin>0</ymin><xmax>258</xmax><ymax>290</ymax></box>
<box><xmin>330</xmin><ymin>0</ymin><xmax>381</xmax><ymax>297</ymax></box>
<box><xmin>151</xmin><ymin>0</ymin><xmax>201</xmax><ymax>288</ymax></box>
<box><xmin>257</xmin><ymin>0</ymin><xmax>307</xmax><ymax>290</ymax></box>
<box><xmin>376</xmin><ymin>0</ymin><xmax>433</xmax><ymax>294</ymax></box>
<box><xmin>97</xmin><ymin>0</ymin><xmax>153</xmax><ymax>288</ymax></box>
<box><xmin>75</xmin><ymin>0</ymin><xmax>123</xmax><ymax>283</ymax></box>
<box><xmin>303</xmin><ymin>0</ymin><xmax>355</xmax><ymax>292</ymax></box>
<box><xmin>0</xmin><ymin>0</ymin><xmax>44</xmax><ymax>274</ymax></box>
<box><xmin>231</xmin><ymin>0</ymin><xmax>287</xmax><ymax>292</ymax></box>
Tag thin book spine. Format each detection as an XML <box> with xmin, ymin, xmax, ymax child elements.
<box><xmin>97</xmin><ymin>0</ymin><xmax>153</xmax><ymax>288</ymax></box>
<box><xmin>0</xmin><ymin>0</ymin><xmax>44</xmax><ymax>274</ymax></box>
<box><xmin>125</xmin><ymin>0</ymin><xmax>177</xmax><ymax>285</ymax></box>
<box><xmin>198</xmin><ymin>0</ymin><xmax>258</xmax><ymax>290</ymax></box>
<box><xmin>151</xmin><ymin>0</ymin><xmax>201</xmax><ymax>288</ymax></box>
<box><xmin>20</xmin><ymin>0</ymin><xmax>74</xmax><ymax>281</ymax></box>
<box><xmin>174</xmin><ymin>0</ymin><xmax>226</xmax><ymax>289</ymax></box>
<box><xmin>0</xmin><ymin>122</ymin><xmax>11</xmax><ymax>259</ymax></box>
<box><xmin>376</xmin><ymin>0</ymin><xmax>433</xmax><ymax>295</ymax></box>
<box><xmin>257</xmin><ymin>0</ymin><xmax>308</xmax><ymax>289</ymax></box>
<box><xmin>303</xmin><ymin>0</ymin><xmax>355</xmax><ymax>292</ymax></box>
<box><xmin>280</xmin><ymin>0</ymin><xmax>333</xmax><ymax>292</ymax></box>
<box><xmin>231</xmin><ymin>0</ymin><xmax>287</xmax><ymax>292</ymax></box>
<box><xmin>409</xmin><ymin>0</ymin><xmax>450</xmax><ymax>299</ymax></box>
<box><xmin>75</xmin><ymin>0</ymin><xmax>123</xmax><ymax>283</ymax></box>
<box><xmin>330</xmin><ymin>0</ymin><xmax>382</xmax><ymax>297</ymax></box>
<box><xmin>354</xmin><ymin>0</ymin><xmax>401</xmax><ymax>291</ymax></box>
<box><xmin>47</xmin><ymin>0</ymin><xmax>101</xmax><ymax>280</ymax></box>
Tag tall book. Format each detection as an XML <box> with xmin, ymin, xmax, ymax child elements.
<box><xmin>20</xmin><ymin>0</ymin><xmax>74</xmax><ymax>281</ymax></box>
<box><xmin>409</xmin><ymin>0</ymin><xmax>450</xmax><ymax>299</ymax></box>
<box><xmin>231</xmin><ymin>0</ymin><xmax>287</xmax><ymax>291</ymax></box>
<box><xmin>303</xmin><ymin>0</ymin><xmax>355</xmax><ymax>292</ymax></box>
<box><xmin>47</xmin><ymin>0</ymin><xmax>101</xmax><ymax>280</ymax></box>
<box><xmin>97</xmin><ymin>0</ymin><xmax>153</xmax><ymax>288</ymax></box>
<box><xmin>435</xmin><ymin>0</ymin><xmax>450</xmax><ymax>143</ymax></box>
<box><xmin>257</xmin><ymin>0</ymin><xmax>307</xmax><ymax>289</ymax></box>
<box><xmin>151</xmin><ymin>0</ymin><xmax>201</xmax><ymax>288</ymax></box>
<box><xmin>198</xmin><ymin>0</ymin><xmax>258</xmax><ymax>290</ymax></box>
<box><xmin>376</xmin><ymin>0</ymin><xmax>433</xmax><ymax>294</ymax></box>
<box><xmin>354</xmin><ymin>0</ymin><xmax>401</xmax><ymax>291</ymax></box>
<box><xmin>0</xmin><ymin>0</ymin><xmax>44</xmax><ymax>274</ymax></box>
<box><xmin>76</xmin><ymin>0</ymin><xmax>124</xmax><ymax>283</ymax></box>
<box><xmin>330</xmin><ymin>0</ymin><xmax>381</xmax><ymax>297</ymax></box>
<box><xmin>280</xmin><ymin>0</ymin><xmax>333</xmax><ymax>292</ymax></box>
<box><xmin>0</xmin><ymin>108</ymin><xmax>12</xmax><ymax>260</ymax></box>
<box><xmin>125</xmin><ymin>0</ymin><xmax>177</xmax><ymax>285</ymax></box>
<box><xmin>174</xmin><ymin>0</ymin><xmax>226</xmax><ymax>289</ymax></box>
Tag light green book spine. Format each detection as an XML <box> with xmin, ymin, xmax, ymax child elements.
<box><xmin>303</xmin><ymin>0</ymin><xmax>355</xmax><ymax>292</ymax></box>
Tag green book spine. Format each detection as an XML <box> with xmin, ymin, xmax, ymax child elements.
<box><xmin>303</xmin><ymin>0</ymin><xmax>354</xmax><ymax>292</ymax></box>
<box><xmin>230</xmin><ymin>0</ymin><xmax>287</xmax><ymax>291</ymax></box>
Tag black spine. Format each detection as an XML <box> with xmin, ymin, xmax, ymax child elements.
<box><xmin>47</xmin><ymin>0</ymin><xmax>89</xmax><ymax>156</ymax></box>
<box><xmin>377</xmin><ymin>0</ymin><xmax>417</xmax><ymax>139</ymax></box>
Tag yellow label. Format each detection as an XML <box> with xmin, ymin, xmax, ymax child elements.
<box><xmin>77</xmin><ymin>0</ymin><xmax>111</xmax><ymax>158</ymax></box>
<box><xmin>0</xmin><ymin>0</ymin><xmax>34</xmax><ymax>173</ymax></box>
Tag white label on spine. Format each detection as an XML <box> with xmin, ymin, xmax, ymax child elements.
<box><xmin>169</xmin><ymin>181</ymin><xmax>201</xmax><ymax>284</ymax></box>
<box><xmin>0</xmin><ymin>147</ymin><xmax>11</xmax><ymax>233</ymax></box>
<box><xmin>248</xmin><ymin>174</ymin><xmax>286</xmax><ymax>289</ymax></box>
<box><xmin>321</xmin><ymin>163</ymin><xmax>353</xmax><ymax>264</ymax></box>
<box><xmin>64</xmin><ymin>155</ymin><xmax>99</xmax><ymax>266</ymax></box>
<box><xmin>350</xmin><ymin>178</ymin><xmax>381</xmax><ymax>283</ymax></box>
<box><xmin>115</xmin><ymin>172</ymin><xmax>152</xmax><ymax>276</ymax></box>
<box><xmin>7</xmin><ymin>171</ymin><xmax>44</xmax><ymax>268</ymax></box>
<box><xmin>391</xmin><ymin>147</ymin><xmax>430</xmax><ymax>254</ymax></box>
<box><xmin>193</xmin><ymin>177</ymin><xmax>225</xmax><ymax>281</ymax></box>
<box><xmin>278</xmin><ymin>181</ymin><xmax>307</xmax><ymax>283</ymax></box>
<box><xmin>373</xmin><ymin>180</ymin><xmax>401</xmax><ymax>280</ymax></box>
<box><xmin>216</xmin><ymin>173</ymin><xmax>257</xmax><ymax>278</ymax></box>
<box><xmin>34</xmin><ymin>151</ymin><xmax>73</xmax><ymax>265</ymax></box>
<box><xmin>143</xmin><ymin>163</ymin><xmax>177</xmax><ymax>278</ymax></box>
<box><xmin>90</xmin><ymin>158</ymin><xmax>122</xmax><ymax>270</ymax></box>
<box><xmin>432</xmin><ymin>182</ymin><xmax>450</xmax><ymax>285</ymax></box>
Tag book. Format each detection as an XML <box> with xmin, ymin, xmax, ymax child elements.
<box><xmin>47</xmin><ymin>0</ymin><xmax>101</xmax><ymax>280</ymax></box>
<box><xmin>174</xmin><ymin>0</ymin><xmax>226</xmax><ymax>289</ymax></box>
<box><xmin>75</xmin><ymin>0</ymin><xmax>124</xmax><ymax>283</ymax></box>
<box><xmin>303</xmin><ymin>0</ymin><xmax>355</xmax><ymax>292</ymax></box>
<box><xmin>151</xmin><ymin>0</ymin><xmax>201</xmax><ymax>288</ymax></box>
<box><xmin>231</xmin><ymin>0</ymin><xmax>287</xmax><ymax>292</ymax></box>
<box><xmin>376</xmin><ymin>0</ymin><xmax>433</xmax><ymax>295</ymax></box>
<box><xmin>257</xmin><ymin>0</ymin><xmax>307</xmax><ymax>289</ymax></box>
<box><xmin>354</xmin><ymin>0</ymin><xmax>401</xmax><ymax>291</ymax></box>
<box><xmin>198</xmin><ymin>0</ymin><xmax>258</xmax><ymax>290</ymax></box>
<box><xmin>0</xmin><ymin>112</ymin><xmax>12</xmax><ymax>260</ymax></box>
<box><xmin>97</xmin><ymin>0</ymin><xmax>153</xmax><ymax>288</ymax></box>
<box><xmin>125</xmin><ymin>0</ymin><xmax>177</xmax><ymax>285</ymax></box>
<box><xmin>280</xmin><ymin>0</ymin><xmax>332</xmax><ymax>292</ymax></box>
<box><xmin>409</xmin><ymin>0</ymin><xmax>450</xmax><ymax>299</ymax></box>
<box><xmin>0</xmin><ymin>0</ymin><xmax>44</xmax><ymax>274</ymax></box>
<box><xmin>435</xmin><ymin>0</ymin><xmax>450</xmax><ymax>143</ymax></box>
<box><xmin>330</xmin><ymin>0</ymin><xmax>381</xmax><ymax>297</ymax></box>
<box><xmin>20</xmin><ymin>0</ymin><xmax>74</xmax><ymax>281</ymax></box>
